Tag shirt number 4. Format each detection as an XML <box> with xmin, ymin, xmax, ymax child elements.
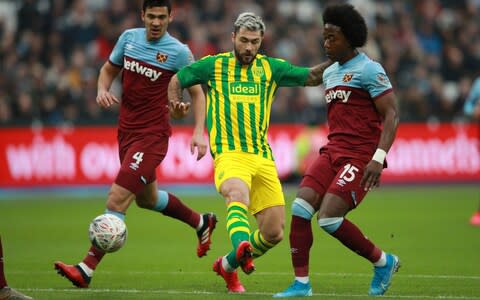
<box><xmin>129</xmin><ymin>152</ymin><xmax>144</xmax><ymax>171</ymax></box>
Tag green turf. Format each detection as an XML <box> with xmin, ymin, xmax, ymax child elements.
<box><xmin>0</xmin><ymin>185</ymin><xmax>479</xmax><ymax>299</ymax></box>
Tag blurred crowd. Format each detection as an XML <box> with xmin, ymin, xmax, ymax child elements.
<box><xmin>0</xmin><ymin>0</ymin><xmax>479</xmax><ymax>127</ymax></box>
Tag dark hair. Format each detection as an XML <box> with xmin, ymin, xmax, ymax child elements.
<box><xmin>323</xmin><ymin>3</ymin><xmax>367</xmax><ymax>48</ymax></box>
<box><xmin>143</xmin><ymin>0</ymin><xmax>171</xmax><ymax>14</ymax></box>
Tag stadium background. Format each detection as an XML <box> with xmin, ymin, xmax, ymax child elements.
<box><xmin>0</xmin><ymin>1</ymin><xmax>479</xmax><ymax>299</ymax></box>
<box><xmin>0</xmin><ymin>0</ymin><xmax>478</xmax><ymax>188</ymax></box>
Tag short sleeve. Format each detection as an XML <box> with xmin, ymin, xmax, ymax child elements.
<box><xmin>269</xmin><ymin>58</ymin><xmax>309</xmax><ymax>87</ymax></box>
<box><xmin>361</xmin><ymin>62</ymin><xmax>393</xmax><ymax>99</ymax></box>
<box><xmin>109</xmin><ymin>30</ymin><xmax>131</xmax><ymax>67</ymax></box>
<box><xmin>174</xmin><ymin>45</ymin><xmax>195</xmax><ymax>72</ymax></box>
<box><xmin>177</xmin><ymin>55</ymin><xmax>215</xmax><ymax>88</ymax></box>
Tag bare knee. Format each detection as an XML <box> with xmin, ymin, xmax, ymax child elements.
<box><xmin>224</xmin><ymin>189</ymin><xmax>245</xmax><ymax>203</ymax></box>
<box><xmin>220</xmin><ymin>178</ymin><xmax>250</xmax><ymax>204</ymax></box>
<box><xmin>256</xmin><ymin>205</ymin><xmax>285</xmax><ymax>245</ymax></box>
<box><xmin>260</xmin><ymin>223</ymin><xmax>284</xmax><ymax>245</ymax></box>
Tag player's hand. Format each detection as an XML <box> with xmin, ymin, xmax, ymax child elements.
<box><xmin>169</xmin><ymin>101</ymin><xmax>191</xmax><ymax>119</ymax></box>
<box><xmin>96</xmin><ymin>90</ymin><xmax>119</xmax><ymax>108</ymax></box>
<box><xmin>190</xmin><ymin>131</ymin><xmax>207</xmax><ymax>160</ymax></box>
<box><xmin>360</xmin><ymin>160</ymin><xmax>383</xmax><ymax>191</ymax></box>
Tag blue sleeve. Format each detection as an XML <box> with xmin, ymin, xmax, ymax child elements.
<box><xmin>464</xmin><ymin>78</ymin><xmax>480</xmax><ymax>116</ymax></box>
<box><xmin>174</xmin><ymin>45</ymin><xmax>195</xmax><ymax>72</ymax></box>
<box><xmin>361</xmin><ymin>61</ymin><xmax>393</xmax><ymax>98</ymax></box>
<box><xmin>109</xmin><ymin>31</ymin><xmax>130</xmax><ymax>66</ymax></box>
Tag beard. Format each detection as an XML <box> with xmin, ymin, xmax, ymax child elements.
<box><xmin>233</xmin><ymin>44</ymin><xmax>256</xmax><ymax>65</ymax></box>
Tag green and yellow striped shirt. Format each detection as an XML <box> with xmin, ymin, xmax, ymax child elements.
<box><xmin>177</xmin><ymin>52</ymin><xmax>309</xmax><ymax>160</ymax></box>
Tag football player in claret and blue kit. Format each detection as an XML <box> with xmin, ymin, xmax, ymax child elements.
<box><xmin>274</xmin><ymin>3</ymin><xmax>401</xmax><ymax>298</ymax></box>
<box><xmin>54</xmin><ymin>0</ymin><xmax>217</xmax><ymax>288</ymax></box>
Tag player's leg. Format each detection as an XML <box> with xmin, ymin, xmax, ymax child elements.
<box><xmin>212</xmin><ymin>153</ymin><xmax>255</xmax><ymax>293</ymax></box>
<box><xmin>273</xmin><ymin>188</ymin><xmax>321</xmax><ymax>298</ymax></box>
<box><xmin>54</xmin><ymin>183</ymin><xmax>133</xmax><ymax>288</ymax></box>
<box><xmin>274</xmin><ymin>152</ymin><xmax>334</xmax><ymax>298</ymax></box>
<box><xmin>220</xmin><ymin>178</ymin><xmax>254</xmax><ymax>273</ymax></box>
<box><xmin>249</xmin><ymin>158</ymin><xmax>285</xmax><ymax>259</ymax></box>
<box><xmin>273</xmin><ymin>188</ymin><xmax>320</xmax><ymax>298</ymax></box>
<box><xmin>213</xmin><ymin>177</ymin><xmax>251</xmax><ymax>293</ymax></box>
<box><xmin>0</xmin><ymin>237</ymin><xmax>34</xmax><ymax>300</ymax></box>
<box><xmin>135</xmin><ymin>180</ymin><xmax>217</xmax><ymax>257</ymax></box>
<box><xmin>251</xmin><ymin>206</ymin><xmax>284</xmax><ymax>256</ymax></box>
<box><xmin>131</xmin><ymin>133</ymin><xmax>217</xmax><ymax>257</ymax></box>
<box><xmin>55</xmin><ymin>132</ymin><xmax>138</xmax><ymax>288</ymax></box>
<box><xmin>318</xmin><ymin>159</ymin><xmax>400</xmax><ymax>296</ymax></box>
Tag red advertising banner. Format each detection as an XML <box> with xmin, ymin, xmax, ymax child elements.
<box><xmin>0</xmin><ymin>123</ymin><xmax>478</xmax><ymax>188</ymax></box>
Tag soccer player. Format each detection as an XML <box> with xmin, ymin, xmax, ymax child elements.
<box><xmin>54</xmin><ymin>0</ymin><xmax>217</xmax><ymax>288</ymax></box>
<box><xmin>464</xmin><ymin>76</ymin><xmax>480</xmax><ymax>226</ymax></box>
<box><xmin>0</xmin><ymin>237</ymin><xmax>33</xmax><ymax>300</ymax></box>
<box><xmin>274</xmin><ymin>4</ymin><xmax>400</xmax><ymax>298</ymax></box>
<box><xmin>168</xmin><ymin>12</ymin><xmax>331</xmax><ymax>293</ymax></box>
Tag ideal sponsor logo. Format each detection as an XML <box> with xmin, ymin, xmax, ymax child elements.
<box><xmin>229</xmin><ymin>82</ymin><xmax>260</xmax><ymax>96</ymax></box>
<box><xmin>123</xmin><ymin>58</ymin><xmax>162</xmax><ymax>81</ymax></box>
<box><xmin>325</xmin><ymin>89</ymin><xmax>352</xmax><ymax>103</ymax></box>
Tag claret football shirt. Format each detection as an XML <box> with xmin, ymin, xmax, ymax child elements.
<box><xmin>109</xmin><ymin>29</ymin><xmax>194</xmax><ymax>135</ymax></box>
<box><xmin>322</xmin><ymin>52</ymin><xmax>393</xmax><ymax>156</ymax></box>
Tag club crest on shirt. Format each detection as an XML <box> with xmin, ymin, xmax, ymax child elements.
<box><xmin>156</xmin><ymin>52</ymin><xmax>168</xmax><ymax>63</ymax></box>
<box><xmin>252</xmin><ymin>66</ymin><xmax>264</xmax><ymax>77</ymax></box>
<box><xmin>342</xmin><ymin>73</ymin><xmax>353</xmax><ymax>83</ymax></box>
<box><xmin>377</xmin><ymin>74</ymin><xmax>390</xmax><ymax>85</ymax></box>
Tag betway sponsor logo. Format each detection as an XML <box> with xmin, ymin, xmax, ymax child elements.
<box><xmin>124</xmin><ymin>58</ymin><xmax>162</xmax><ymax>81</ymax></box>
<box><xmin>325</xmin><ymin>89</ymin><xmax>351</xmax><ymax>103</ymax></box>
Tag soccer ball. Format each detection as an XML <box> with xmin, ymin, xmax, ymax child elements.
<box><xmin>88</xmin><ymin>214</ymin><xmax>127</xmax><ymax>253</ymax></box>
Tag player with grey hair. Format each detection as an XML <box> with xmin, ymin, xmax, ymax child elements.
<box><xmin>169</xmin><ymin>11</ymin><xmax>331</xmax><ymax>293</ymax></box>
<box><xmin>234</xmin><ymin>12</ymin><xmax>265</xmax><ymax>35</ymax></box>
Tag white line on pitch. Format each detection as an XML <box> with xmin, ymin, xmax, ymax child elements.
<box><xmin>20</xmin><ymin>288</ymin><xmax>480</xmax><ymax>300</ymax></box>
<box><xmin>10</xmin><ymin>270</ymin><xmax>480</xmax><ymax>280</ymax></box>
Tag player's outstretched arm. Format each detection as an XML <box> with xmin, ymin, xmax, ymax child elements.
<box><xmin>305</xmin><ymin>60</ymin><xmax>333</xmax><ymax>86</ymax></box>
<box><xmin>361</xmin><ymin>92</ymin><xmax>399</xmax><ymax>191</ymax></box>
<box><xmin>187</xmin><ymin>84</ymin><xmax>207</xmax><ymax>160</ymax></box>
<box><xmin>96</xmin><ymin>61</ymin><xmax>121</xmax><ymax>108</ymax></box>
<box><xmin>168</xmin><ymin>74</ymin><xmax>190</xmax><ymax>119</ymax></box>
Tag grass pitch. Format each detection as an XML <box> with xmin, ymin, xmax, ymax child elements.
<box><xmin>0</xmin><ymin>185</ymin><xmax>479</xmax><ymax>299</ymax></box>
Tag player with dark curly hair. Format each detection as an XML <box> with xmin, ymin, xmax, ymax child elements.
<box><xmin>274</xmin><ymin>4</ymin><xmax>400</xmax><ymax>297</ymax></box>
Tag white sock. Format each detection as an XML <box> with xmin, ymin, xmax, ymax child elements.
<box><xmin>78</xmin><ymin>262</ymin><xmax>94</xmax><ymax>277</ymax></box>
<box><xmin>373</xmin><ymin>252</ymin><xmax>387</xmax><ymax>267</ymax></box>
<box><xmin>196</xmin><ymin>214</ymin><xmax>204</xmax><ymax>231</ymax></box>
<box><xmin>222</xmin><ymin>256</ymin><xmax>235</xmax><ymax>272</ymax></box>
<box><xmin>295</xmin><ymin>276</ymin><xmax>309</xmax><ymax>284</ymax></box>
